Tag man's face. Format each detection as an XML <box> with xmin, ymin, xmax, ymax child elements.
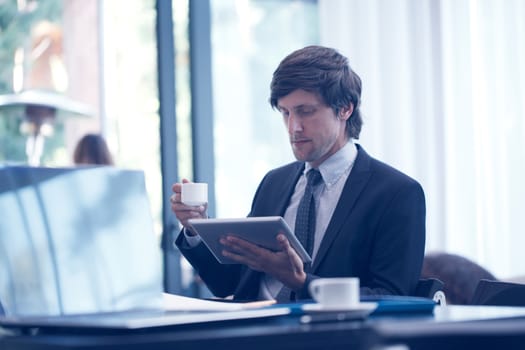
<box><xmin>277</xmin><ymin>89</ymin><xmax>349</xmax><ymax>168</ymax></box>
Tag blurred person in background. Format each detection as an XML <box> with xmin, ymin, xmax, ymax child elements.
<box><xmin>73</xmin><ymin>133</ymin><xmax>114</xmax><ymax>166</ymax></box>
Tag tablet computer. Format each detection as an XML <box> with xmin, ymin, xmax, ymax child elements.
<box><xmin>187</xmin><ymin>216</ymin><xmax>312</xmax><ymax>264</ymax></box>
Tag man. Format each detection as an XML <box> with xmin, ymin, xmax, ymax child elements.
<box><xmin>171</xmin><ymin>45</ymin><xmax>425</xmax><ymax>302</ymax></box>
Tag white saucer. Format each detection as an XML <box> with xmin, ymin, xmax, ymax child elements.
<box><xmin>302</xmin><ymin>302</ymin><xmax>378</xmax><ymax>313</ymax></box>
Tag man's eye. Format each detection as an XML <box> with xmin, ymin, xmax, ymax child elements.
<box><xmin>297</xmin><ymin>108</ymin><xmax>315</xmax><ymax>116</ymax></box>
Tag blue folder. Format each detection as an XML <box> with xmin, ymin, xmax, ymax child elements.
<box><xmin>273</xmin><ymin>295</ymin><xmax>436</xmax><ymax>321</ymax></box>
<box><xmin>361</xmin><ymin>295</ymin><xmax>436</xmax><ymax>315</ymax></box>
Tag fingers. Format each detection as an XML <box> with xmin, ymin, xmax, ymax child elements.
<box><xmin>221</xmin><ymin>235</ymin><xmax>262</xmax><ymax>252</ymax></box>
<box><xmin>219</xmin><ymin>233</ymin><xmax>306</xmax><ymax>289</ymax></box>
<box><xmin>220</xmin><ymin>236</ymin><xmax>268</xmax><ymax>270</ymax></box>
<box><xmin>277</xmin><ymin>233</ymin><xmax>305</xmax><ymax>274</ymax></box>
<box><xmin>171</xmin><ymin>178</ymin><xmax>190</xmax><ymax>194</ymax></box>
<box><xmin>277</xmin><ymin>233</ymin><xmax>290</xmax><ymax>250</ymax></box>
<box><xmin>219</xmin><ymin>236</ymin><xmax>264</xmax><ymax>258</ymax></box>
<box><xmin>170</xmin><ymin>192</ymin><xmax>181</xmax><ymax>205</ymax></box>
<box><xmin>221</xmin><ymin>249</ymin><xmax>259</xmax><ymax>270</ymax></box>
<box><xmin>277</xmin><ymin>233</ymin><xmax>296</xmax><ymax>259</ymax></box>
<box><xmin>172</xmin><ymin>204</ymin><xmax>206</xmax><ymax>221</ymax></box>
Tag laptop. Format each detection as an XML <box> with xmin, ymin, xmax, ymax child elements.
<box><xmin>0</xmin><ymin>165</ymin><xmax>288</xmax><ymax>330</ymax></box>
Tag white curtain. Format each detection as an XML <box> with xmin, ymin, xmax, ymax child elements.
<box><xmin>319</xmin><ymin>0</ymin><xmax>525</xmax><ymax>279</ymax></box>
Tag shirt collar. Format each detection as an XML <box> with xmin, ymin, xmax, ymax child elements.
<box><xmin>305</xmin><ymin>140</ymin><xmax>357</xmax><ymax>187</ymax></box>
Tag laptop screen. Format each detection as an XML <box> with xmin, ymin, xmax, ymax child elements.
<box><xmin>0</xmin><ymin>165</ymin><xmax>163</xmax><ymax>317</ymax></box>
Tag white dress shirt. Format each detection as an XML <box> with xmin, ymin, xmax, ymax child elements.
<box><xmin>259</xmin><ymin>140</ymin><xmax>358</xmax><ymax>299</ymax></box>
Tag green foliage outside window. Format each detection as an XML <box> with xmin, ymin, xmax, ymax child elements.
<box><xmin>0</xmin><ymin>0</ymin><xmax>62</xmax><ymax>163</ymax></box>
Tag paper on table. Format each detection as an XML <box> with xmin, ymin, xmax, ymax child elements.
<box><xmin>162</xmin><ymin>293</ymin><xmax>276</xmax><ymax>311</ymax></box>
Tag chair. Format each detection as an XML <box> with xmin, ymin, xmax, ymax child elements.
<box><xmin>470</xmin><ymin>279</ymin><xmax>525</xmax><ymax>306</ymax></box>
<box><xmin>421</xmin><ymin>252</ymin><xmax>496</xmax><ymax>304</ymax></box>
<box><xmin>414</xmin><ymin>278</ymin><xmax>446</xmax><ymax>305</ymax></box>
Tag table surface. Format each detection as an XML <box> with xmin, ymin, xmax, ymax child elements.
<box><xmin>2</xmin><ymin>305</ymin><xmax>525</xmax><ymax>350</ymax></box>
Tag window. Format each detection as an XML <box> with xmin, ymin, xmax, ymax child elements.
<box><xmin>210</xmin><ymin>0</ymin><xmax>319</xmax><ymax>218</ymax></box>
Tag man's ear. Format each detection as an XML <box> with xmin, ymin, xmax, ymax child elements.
<box><xmin>339</xmin><ymin>104</ymin><xmax>354</xmax><ymax>121</ymax></box>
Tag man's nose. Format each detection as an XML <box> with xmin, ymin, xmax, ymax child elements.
<box><xmin>287</xmin><ymin>114</ymin><xmax>302</xmax><ymax>133</ymax></box>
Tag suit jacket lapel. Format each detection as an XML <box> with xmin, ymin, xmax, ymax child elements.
<box><xmin>312</xmin><ymin>145</ymin><xmax>372</xmax><ymax>271</ymax></box>
<box><xmin>276</xmin><ymin>163</ymin><xmax>304</xmax><ymax>216</ymax></box>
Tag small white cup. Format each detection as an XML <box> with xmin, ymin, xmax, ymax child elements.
<box><xmin>181</xmin><ymin>182</ymin><xmax>208</xmax><ymax>206</ymax></box>
<box><xmin>308</xmin><ymin>277</ymin><xmax>360</xmax><ymax>308</ymax></box>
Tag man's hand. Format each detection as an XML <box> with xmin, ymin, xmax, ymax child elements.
<box><xmin>219</xmin><ymin>233</ymin><xmax>307</xmax><ymax>290</ymax></box>
<box><xmin>170</xmin><ymin>179</ymin><xmax>207</xmax><ymax>234</ymax></box>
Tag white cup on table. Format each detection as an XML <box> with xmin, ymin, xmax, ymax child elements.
<box><xmin>181</xmin><ymin>182</ymin><xmax>208</xmax><ymax>206</ymax></box>
<box><xmin>308</xmin><ymin>277</ymin><xmax>360</xmax><ymax>309</ymax></box>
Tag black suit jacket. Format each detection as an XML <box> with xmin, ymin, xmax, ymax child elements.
<box><xmin>176</xmin><ymin>145</ymin><xmax>426</xmax><ymax>301</ymax></box>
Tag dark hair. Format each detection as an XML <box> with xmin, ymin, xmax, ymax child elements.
<box><xmin>270</xmin><ymin>45</ymin><xmax>363</xmax><ymax>139</ymax></box>
<box><xmin>73</xmin><ymin>133</ymin><xmax>114</xmax><ymax>165</ymax></box>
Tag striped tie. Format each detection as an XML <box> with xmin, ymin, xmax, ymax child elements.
<box><xmin>294</xmin><ymin>168</ymin><xmax>322</xmax><ymax>256</ymax></box>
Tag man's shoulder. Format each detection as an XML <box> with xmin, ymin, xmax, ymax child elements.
<box><xmin>356</xmin><ymin>145</ymin><xmax>422</xmax><ymax>188</ymax></box>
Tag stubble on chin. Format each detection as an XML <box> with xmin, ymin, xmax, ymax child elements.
<box><xmin>291</xmin><ymin>144</ymin><xmax>305</xmax><ymax>162</ymax></box>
